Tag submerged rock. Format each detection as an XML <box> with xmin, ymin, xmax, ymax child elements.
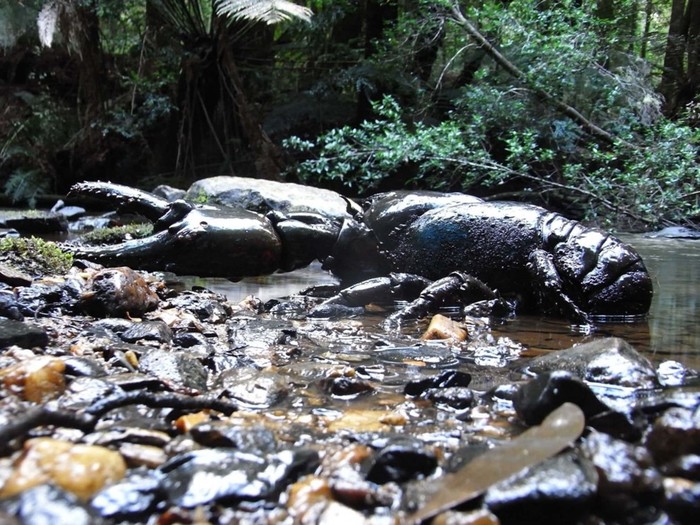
<box><xmin>90</xmin><ymin>468</ymin><xmax>164</xmax><ymax>519</ymax></box>
<box><xmin>525</xmin><ymin>337</ymin><xmax>658</xmax><ymax>389</ymax></box>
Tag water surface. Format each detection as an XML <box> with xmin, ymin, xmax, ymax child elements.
<box><xmin>195</xmin><ymin>235</ymin><xmax>700</xmax><ymax>370</ymax></box>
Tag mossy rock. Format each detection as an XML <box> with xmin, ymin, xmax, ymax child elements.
<box><xmin>0</xmin><ymin>236</ymin><xmax>73</xmax><ymax>278</ymax></box>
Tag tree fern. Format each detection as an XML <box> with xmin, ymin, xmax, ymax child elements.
<box><xmin>215</xmin><ymin>0</ymin><xmax>312</xmax><ymax>25</ymax></box>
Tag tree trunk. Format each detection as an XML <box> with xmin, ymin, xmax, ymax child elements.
<box><xmin>686</xmin><ymin>0</ymin><xmax>700</xmax><ymax>100</ymax></box>
<box><xmin>357</xmin><ymin>0</ymin><xmax>398</xmax><ymax>120</ymax></box>
<box><xmin>659</xmin><ymin>0</ymin><xmax>689</xmax><ymax>114</ymax></box>
<box><xmin>217</xmin><ymin>28</ymin><xmax>284</xmax><ymax>181</ymax></box>
<box><xmin>73</xmin><ymin>0</ymin><xmax>104</xmax><ymax>123</ymax></box>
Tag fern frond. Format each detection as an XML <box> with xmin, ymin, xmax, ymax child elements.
<box><xmin>37</xmin><ymin>1</ymin><xmax>60</xmax><ymax>47</ymax></box>
<box><xmin>215</xmin><ymin>0</ymin><xmax>312</xmax><ymax>25</ymax></box>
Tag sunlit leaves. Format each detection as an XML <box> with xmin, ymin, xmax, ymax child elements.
<box><xmin>37</xmin><ymin>1</ymin><xmax>60</xmax><ymax>47</ymax></box>
<box><xmin>215</xmin><ymin>0</ymin><xmax>312</xmax><ymax>25</ymax></box>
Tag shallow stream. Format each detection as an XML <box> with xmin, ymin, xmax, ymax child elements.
<box><xmin>186</xmin><ymin>235</ymin><xmax>700</xmax><ymax>370</ymax></box>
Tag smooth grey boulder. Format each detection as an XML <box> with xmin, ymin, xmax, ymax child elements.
<box><xmin>184</xmin><ymin>176</ymin><xmax>359</xmax><ymax>221</ymax></box>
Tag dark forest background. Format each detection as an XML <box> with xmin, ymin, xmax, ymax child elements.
<box><xmin>1</xmin><ymin>0</ymin><xmax>699</xmax><ymax>229</ymax></box>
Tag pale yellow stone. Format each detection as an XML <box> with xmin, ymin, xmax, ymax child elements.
<box><xmin>0</xmin><ymin>438</ymin><xmax>127</xmax><ymax>500</ymax></box>
<box><xmin>0</xmin><ymin>356</ymin><xmax>65</xmax><ymax>403</ymax></box>
<box><xmin>422</xmin><ymin>314</ymin><xmax>468</xmax><ymax>342</ymax></box>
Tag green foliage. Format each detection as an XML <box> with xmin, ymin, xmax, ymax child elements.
<box><xmin>285</xmin><ymin>0</ymin><xmax>700</xmax><ymax>228</ymax></box>
<box><xmin>285</xmin><ymin>96</ymin><xmax>503</xmax><ymax>194</ymax></box>
<box><xmin>0</xmin><ymin>236</ymin><xmax>73</xmax><ymax>276</ymax></box>
<box><xmin>1</xmin><ymin>93</ymin><xmax>77</xmax><ymax>206</ymax></box>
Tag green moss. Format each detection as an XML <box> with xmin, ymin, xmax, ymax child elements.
<box><xmin>0</xmin><ymin>236</ymin><xmax>74</xmax><ymax>276</ymax></box>
<box><xmin>82</xmin><ymin>223</ymin><xmax>154</xmax><ymax>245</ymax></box>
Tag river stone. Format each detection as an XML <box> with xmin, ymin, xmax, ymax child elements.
<box><xmin>151</xmin><ymin>184</ymin><xmax>186</xmax><ymax>202</ymax></box>
<box><xmin>580</xmin><ymin>430</ymin><xmax>663</xmax><ymax>517</ymax></box>
<box><xmin>0</xmin><ymin>319</ymin><xmax>48</xmax><ymax>349</ymax></box>
<box><xmin>366</xmin><ymin>438</ymin><xmax>438</xmax><ymax>484</ymax></box>
<box><xmin>659</xmin><ymin>454</ymin><xmax>700</xmax><ymax>480</ymax></box>
<box><xmin>422</xmin><ymin>387</ymin><xmax>476</xmax><ymax>410</ymax></box>
<box><xmin>215</xmin><ymin>367</ymin><xmax>289</xmax><ymax>408</ymax></box>
<box><xmin>483</xmin><ymin>451</ymin><xmax>598</xmax><ymax>522</ymax></box>
<box><xmin>0</xmin><ymin>484</ymin><xmax>102</xmax><ymax>525</ymax></box>
<box><xmin>190</xmin><ymin>422</ymin><xmax>278</xmax><ymax>454</ymax></box>
<box><xmin>0</xmin><ymin>263</ymin><xmax>32</xmax><ymax>288</ymax></box>
<box><xmin>0</xmin><ymin>438</ymin><xmax>127</xmax><ymax>500</ymax></box>
<box><xmin>513</xmin><ymin>370</ymin><xmax>610</xmax><ymax>425</ymax></box>
<box><xmin>404</xmin><ymin>370</ymin><xmax>472</xmax><ymax>396</ymax></box>
<box><xmin>646</xmin><ymin>226</ymin><xmax>700</xmax><ymax>239</ymax></box>
<box><xmin>646</xmin><ymin>407</ymin><xmax>700</xmax><ymax>464</ymax></box>
<box><xmin>91</xmin><ymin>468</ymin><xmax>164</xmax><ymax>519</ymax></box>
<box><xmin>1</xmin><ymin>212</ymin><xmax>68</xmax><ymax>234</ymax></box>
<box><xmin>159</xmin><ymin>448</ymin><xmax>319</xmax><ymax>507</ymax></box>
<box><xmin>137</xmin><ymin>349</ymin><xmax>208</xmax><ymax>394</ymax></box>
<box><xmin>79</xmin><ymin>267</ymin><xmax>159</xmax><ymax>318</ymax></box>
<box><xmin>120</xmin><ymin>320</ymin><xmax>173</xmax><ymax>344</ymax></box>
<box><xmin>525</xmin><ymin>337</ymin><xmax>658</xmax><ymax>388</ymax></box>
<box><xmin>184</xmin><ymin>176</ymin><xmax>358</xmax><ymax>221</ymax></box>
<box><xmin>663</xmin><ymin>477</ymin><xmax>700</xmax><ymax>520</ymax></box>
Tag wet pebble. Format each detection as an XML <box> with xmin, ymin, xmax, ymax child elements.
<box><xmin>422</xmin><ymin>386</ymin><xmax>475</xmax><ymax>410</ymax></box>
<box><xmin>0</xmin><ymin>263</ymin><xmax>32</xmax><ymax>288</ymax></box>
<box><xmin>216</xmin><ymin>367</ymin><xmax>289</xmax><ymax>408</ymax></box>
<box><xmin>0</xmin><ymin>292</ymin><xmax>24</xmax><ymax>319</ymax></box>
<box><xmin>57</xmin><ymin>376</ymin><xmax>122</xmax><ymax>410</ymax></box>
<box><xmin>646</xmin><ymin>407</ymin><xmax>700</xmax><ymax>464</ymax></box>
<box><xmin>90</xmin><ymin>467</ymin><xmax>164</xmax><ymax>519</ymax></box>
<box><xmin>663</xmin><ymin>477</ymin><xmax>700</xmax><ymax>521</ymax></box>
<box><xmin>580</xmin><ymin>430</ymin><xmax>663</xmax><ymax>517</ymax></box>
<box><xmin>173</xmin><ymin>330</ymin><xmax>211</xmax><ymax>348</ymax></box>
<box><xmin>0</xmin><ymin>437</ymin><xmax>127</xmax><ymax>500</ymax></box>
<box><xmin>138</xmin><ymin>348</ymin><xmax>208</xmax><ymax>394</ymax></box>
<box><xmin>421</xmin><ymin>313</ymin><xmax>468</xmax><ymax>341</ymax></box>
<box><xmin>62</xmin><ymin>356</ymin><xmax>107</xmax><ymax>377</ymax></box>
<box><xmin>190</xmin><ymin>421</ymin><xmax>278</xmax><ymax>454</ymax></box>
<box><xmin>366</xmin><ymin>437</ymin><xmax>437</xmax><ymax>484</ymax></box>
<box><xmin>79</xmin><ymin>266</ymin><xmax>159</xmax><ymax>317</ymax></box>
<box><xmin>1</xmin><ymin>484</ymin><xmax>102</xmax><ymax>525</ymax></box>
<box><xmin>159</xmin><ymin>447</ymin><xmax>319</xmax><ymax>507</ymax></box>
<box><xmin>657</xmin><ymin>360</ymin><xmax>699</xmax><ymax>387</ymax></box>
<box><xmin>0</xmin><ymin>355</ymin><xmax>65</xmax><ymax>402</ymax></box>
<box><xmin>513</xmin><ymin>370</ymin><xmax>609</xmax><ymax>425</ymax></box>
<box><xmin>167</xmin><ymin>291</ymin><xmax>231</xmax><ymax>323</ymax></box>
<box><xmin>0</xmin><ymin>319</ymin><xmax>49</xmax><ymax>349</ymax></box>
<box><xmin>120</xmin><ymin>320</ymin><xmax>173</xmax><ymax>344</ymax></box>
<box><xmin>483</xmin><ymin>451</ymin><xmax>598</xmax><ymax>523</ymax></box>
<box><xmin>431</xmin><ymin>509</ymin><xmax>501</xmax><ymax>525</ymax></box>
<box><xmin>659</xmin><ymin>454</ymin><xmax>700</xmax><ymax>480</ymax></box>
<box><xmin>319</xmin><ymin>374</ymin><xmax>375</xmax><ymax>399</ymax></box>
<box><xmin>404</xmin><ymin>370</ymin><xmax>472</xmax><ymax>396</ymax></box>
